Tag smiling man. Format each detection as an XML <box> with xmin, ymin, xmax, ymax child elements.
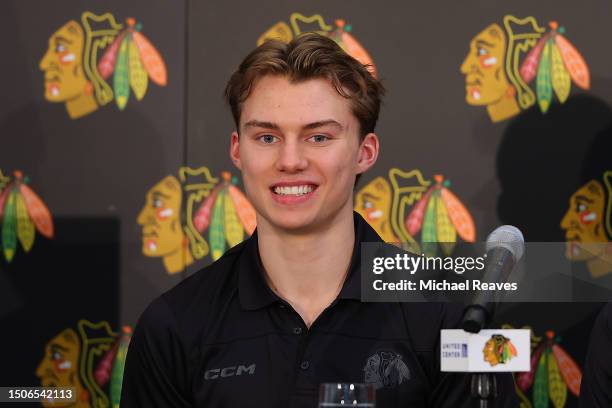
<box><xmin>121</xmin><ymin>33</ymin><xmax>517</xmax><ymax>407</ymax></box>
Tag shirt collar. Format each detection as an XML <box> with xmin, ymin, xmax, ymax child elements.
<box><xmin>238</xmin><ymin>211</ymin><xmax>384</xmax><ymax>310</ymax></box>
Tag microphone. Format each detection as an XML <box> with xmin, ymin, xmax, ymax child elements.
<box><xmin>462</xmin><ymin>225</ymin><xmax>525</xmax><ymax>333</ymax></box>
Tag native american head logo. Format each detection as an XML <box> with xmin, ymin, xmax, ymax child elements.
<box><xmin>483</xmin><ymin>334</ymin><xmax>518</xmax><ymax>366</ymax></box>
<box><xmin>363</xmin><ymin>350</ymin><xmax>410</xmax><ymax>389</ymax></box>
<box><xmin>137</xmin><ymin>167</ymin><xmax>256</xmax><ymax>274</ymax></box>
<box><xmin>40</xmin><ymin>12</ymin><xmax>167</xmax><ymax>119</ymax></box>
<box><xmin>461</xmin><ymin>15</ymin><xmax>590</xmax><ymax>123</ymax></box>
<box><xmin>561</xmin><ymin>170</ymin><xmax>612</xmax><ymax>278</ymax></box>
<box><xmin>0</xmin><ymin>170</ymin><xmax>53</xmax><ymax>263</ymax></box>
<box><xmin>258</xmin><ymin>12</ymin><xmax>376</xmax><ymax>77</ymax></box>
<box><xmin>355</xmin><ymin>169</ymin><xmax>476</xmax><ymax>256</ymax></box>
<box><xmin>36</xmin><ymin>320</ymin><xmax>131</xmax><ymax>408</ymax></box>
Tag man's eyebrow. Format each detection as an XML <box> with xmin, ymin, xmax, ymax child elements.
<box><xmin>152</xmin><ymin>190</ymin><xmax>171</xmax><ymax>199</ymax></box>
<box><xmin>303</xmin><ymin>120</ymin><xmax>344</xmax><ymax>131</ymax></box>
<box><xmin>242</xmin><ymin>119</ymin><xmax>344</xmax><ymax>131</ymax></box>
<box><xmin>243</xmin><ymin>120</ymin><xmax>279</xmax><ymax>130</ymax></box>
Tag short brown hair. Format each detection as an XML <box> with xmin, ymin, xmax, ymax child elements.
<box><xmin>224</xmin><ymin>33</ymin><xmax>385</xmax><ymax>138</ymax></box>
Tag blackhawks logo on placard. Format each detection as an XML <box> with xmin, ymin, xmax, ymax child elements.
<box><xmin>483</xmin><ymin>334</ymin><xmax>518</xmax><ymax>366</ymax></box>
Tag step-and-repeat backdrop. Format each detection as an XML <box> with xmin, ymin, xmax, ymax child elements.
<box><xmin>1</xmin><ymin>1</ymin><xmax>610</xmax><ymax>406</ymax></box>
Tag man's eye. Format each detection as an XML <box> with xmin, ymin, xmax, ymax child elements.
<box><xmin>309</xmin><ymin>134</ymin><xmax>329</xmax><ymax>143</ymax></box>
<box><xmin>52</xmin><ymin>352</ymin><xmax>62</xmax><ymax>361</ymax></box>
<box><xmin>577</xmin><ymin>203</ymin><xmax>587</xmax><ymax>212</ymax></box>
<box><xmin>477</xmin><ymin>47</ymin><xmax>488</xmax><ymax>56</ymax></box>
<box><xmin>56</xmin><ymin>44</ymin><xmax>66</xmax><ymax>53</ymax></box>
<box><xmin>153</xmin><ymin>198</ymin><xmax>163</xmax><ymax>208</ymax></box>
<box><xmin>258</xmin><ymin>135</ymin><xmax>278</xmax><ymax>144</ymax></box>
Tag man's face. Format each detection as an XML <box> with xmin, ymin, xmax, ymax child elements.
<box><xmin>561</xmin><ymin>180</ymin><xmax>608</xmax><ymax>260</ymax></box>
<box><xmin>137</xmin><ymin>176</ymin><xmax>184</xmax><ymax>257</ymax></box>
<box><xmin>230</xmin><ymin>75</ymin><xmax>377</xmax><ymax>232</ymax></box>
<box><xmin>39</xmin><ymin>21</ymin><xmax>87</xmax><ymax>102</ymax></box>
<box><xmin>460</xmin><ymin>24</ymin><xmax>508</xmax><ymax>105</ymax></box>
<box><xmin>354</xmin><ymin>177</ymin><xmax>396</xmax><ymax>242</ymax></box>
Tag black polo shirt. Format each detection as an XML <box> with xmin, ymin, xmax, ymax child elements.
<box><xmin>121</xmin><ymin>212</ymin><xmax>518</xmax><ymax>407</ymax></box>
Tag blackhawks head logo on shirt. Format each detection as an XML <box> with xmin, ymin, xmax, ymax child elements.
<box><xmin>363</xmin><ymin>350</ymin><xmax>410</xmax><ymax>389</ymax></box>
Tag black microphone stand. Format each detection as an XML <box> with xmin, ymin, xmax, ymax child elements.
<box><xmin>463</xmin><ymin>305</ymin><xmax>497</xmax><ymax>408</ymax></box>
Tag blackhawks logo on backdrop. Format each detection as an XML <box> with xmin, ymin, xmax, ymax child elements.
<box><xmin>503</xmin><ymin>325</ymin><xmax>582</xmax><ymax>408</ymax></box>
<box><xmin>460</xmin><ymin>15</ymin><xmax>590</xmax><ymax>123</ymax></box>
<box><xmin>40</xmin><ymin>11</ymin><xmax>167</xmax><ymax>119</ymax></box>
<box><xmin>137</xmin><ymin>167</ymin><xmax>256</xmax><ymax>274</ymax></box>
<box><xmin>355</xmin><ymin>169</ymin><xmax>476</xmax><ymax>256</ymax></box>
<box><xmin>36</xmin><ymin>320</ymin><xmax>132</xmax><ymax>408</ymax></box>
<box><xmin>0</xmin><ymin>170</ymin><xmax>53</xmax><ymax>263</ymax></box>
<box><xmin>258</xmin><ymin>12</ymin><xmax>376</xmax><ymax>77</ymax></box>
<box><xmin>561</xmin><ymin>171</ymin><xmax>612</xmax><ymax>278</ymax></box>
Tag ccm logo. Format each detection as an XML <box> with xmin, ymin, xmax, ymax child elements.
<box><xmin>204</xmin><ymin>364</ymin><xmax>256</xmax><ymax>380</ymax></box>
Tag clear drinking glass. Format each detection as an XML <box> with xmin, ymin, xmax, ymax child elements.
<box><xmin>318</xmin><ymin>383</ymin><xmax>376</xmax><ymax>407</ymax></box>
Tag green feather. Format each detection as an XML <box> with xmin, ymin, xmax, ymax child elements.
<box><xmin>209</xmin><ymin>189</ymin><xmax>226</xmax><ymax>260</ymax></box>
<box><xmin>113</xmin><ymin>34</ymin><xmax>131</xmax><ymax>110</ymax></box>
<box><xmin>533</xmin><ymin>348</ymin><xmax>549</xmax><ymax>408</ymax></box>
<box><xmin>536</xmin><ymin>40</ymin><xmax>553</xmax><ymax>113</ymax></box>
<box><xmin>2</xmin><ymin>188</ymin><xmax>18</xmax><ymax>262</ymax></box>
<box><xmin>16</xmin><ymin>191</ymin><xmax>35</xmax><ymax>252</ymax></box>
<box><xmin>421</xmin><ymin>190</ymin><xmax>438</xmax><ymax>257</ymax></box>
<box><xmin>110</xmin><ymin>329</ymin><xmax>131</xmax><ymax>408</ymax></box>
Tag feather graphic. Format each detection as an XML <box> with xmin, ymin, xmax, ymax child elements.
<box><xmin>552</xmin><ymin>344</ymin><xmax>582</xmax><ymax>396</ymax></box>
<box><xmin>133</xmin><ymin>31</ymin><xmax>167</xmax><ymax>86</ymax></box>
<box><xmin>19</xmin><ymin>183</ymin><xmax>53</xmax><ymax>238</ymax></box>
<box><xmin>440</xmin><ymin>187</ymin><xmax>475</xmax><ymax>242</ymax></box>
<box><xmin>227</xmin><ymin>184</ymin><xmax>256</xmax><ymax>235</ymax></box>
<box><xmin>533</xmin><ymin>350</ymin><xmax>549</xmax><ymax>408</ymax></box>
<box><xmin>113</xmin><ymin>35</ymin><xmax>131</xmax><ymax>110</ymax></box>
<box><xmin>98</xmin><ymin>32</ymin><xmax>126</xmax><ymax>80</ymax></box>
<box><xmin>128</xmin><ymin>35</ymin><xmax>149</xmax><ymax>100</ymax></box>
<box><xmin>331</xmin><ymin>20</ymin><xmax>376</xmax><ymax>77</ymax></box>
<box><xmin>548</xmin><ymin>348</ymin><xmax>568</xmax><ymax>408</ymax></box>
<box><xmin>110</xmin><ymin>327</ymin><xmax>132</xmax><ymax>408</ymax></box>
<box><xmin>223</xmin><ymin>191</ymin><xmax>243</xmax><ymax>248</ymax></box>
<box><xmin>551</xmin><ymin>41</ymin><xmax>571</xmax><ymax>103</ymax></box>
<box><xmin>2</xmin><ymin>188</ymin><xmax>17</xmax><ymax>262</ymax></box>
<box><xmin>435</xmin><ymin>190</ymin><xmax>456</xmax><ymax>255</ymax></box>
<box><xmin>421</xmin><ymin>190</ymin><xmax>438</xmax><ymax>257</ymax></box>
<box><xmin>209</xmin><ymin>189</ymin><xmax>226</xmax><ymax>260</ymax></box>
<box><xmin>536</xmin><ymin>40</ymin><xmax>553</xmax><ymax>113</ymax></box>
<box><xmin>520</xmin><ymin>34</ymin><xmax>548</xmax><ymax>83</ymax></box>
<box><xmin>15</xmin><ymin>192</ymin><xmax>35</xmax><ymax>252</ymax></box>
<box><xmin>94</xmin><ymin>338</ymin><xmax>120</xmax><ymax>386</ymax></box>
<box><xmin>405</xmin><ymin>188</ymin><xmax>433</xmax><ymax>236</ymax></box>
<box><xmin>193</xmin><ymin>185</ymin><xmax>221</xmax><ymax>232</ymax></box>
<box><xmin>555</xmin><ymin>33</ymin><xmax>590</xmax><ymax>89</ymax></box>
<box><xmin>0</xmin><ymin>185</ymin><xmax>11</xmax><ymax>220</ymax></box>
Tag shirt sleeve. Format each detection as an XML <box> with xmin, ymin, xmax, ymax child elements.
<box><xmin>579</xmin><ymin>303</ymin><xmax>612</xmax><ymax>408</ymax></box>
<box><xmin>120</xmin><ymin>295</ymin><xmax>193</xmax><ymax>408</ymax></box>
<box><xmin>428</xmin><ymin>303</ymin><xmax>519</xmax><ymax>408</ymax></box>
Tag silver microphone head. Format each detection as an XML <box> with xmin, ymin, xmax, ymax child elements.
<box><xmin>485</xmin><ymin>225</ymin><xmax>525</xmax><ymax>261</ymax></box>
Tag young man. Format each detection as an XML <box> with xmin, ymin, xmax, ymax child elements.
<box><xmin>121</xmin><ymin>33</ymin><xmax>517</xmax><ymax>407</ymax></box>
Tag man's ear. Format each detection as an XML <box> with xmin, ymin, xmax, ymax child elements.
<box><xmin>229</xmin><ymin>131</ymin><xmax>242</xmax><ymax>170</ymax></box>
<box><xmin>356</xmin><ymin>133</ymin><xmax>379</xmax><ymax>175</ymax></box>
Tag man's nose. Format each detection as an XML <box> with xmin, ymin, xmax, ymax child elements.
<box><xmin>460</xmin><ymin>55</ymin><xmax>476</xmax><ymax>74</ymax></box>
<box><xmin>39</xmin><ymin>50</ymin><xmax>52</xmax><ymax>71</ymax></box>
<box><xmin>276</xmin><ymin>139</ymin><xmax>308</xmax><ymax>172</ymax></box>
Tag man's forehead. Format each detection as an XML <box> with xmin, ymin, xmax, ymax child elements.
<box><xmin>239</xmin><ymin>76</ymin><xmax>356</xmax><ymax>131</ymax></box>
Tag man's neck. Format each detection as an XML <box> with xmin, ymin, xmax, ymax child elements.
<box><xmin>257</xmin><ymin>207</ymin><xmax>356</xmax><ymax>328</ymax></box>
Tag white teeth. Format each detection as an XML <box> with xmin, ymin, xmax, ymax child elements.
<box><xmin>274</xmin><ymin>185</ymin><xmax>314</xmax><ymax>196</ymax></box>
